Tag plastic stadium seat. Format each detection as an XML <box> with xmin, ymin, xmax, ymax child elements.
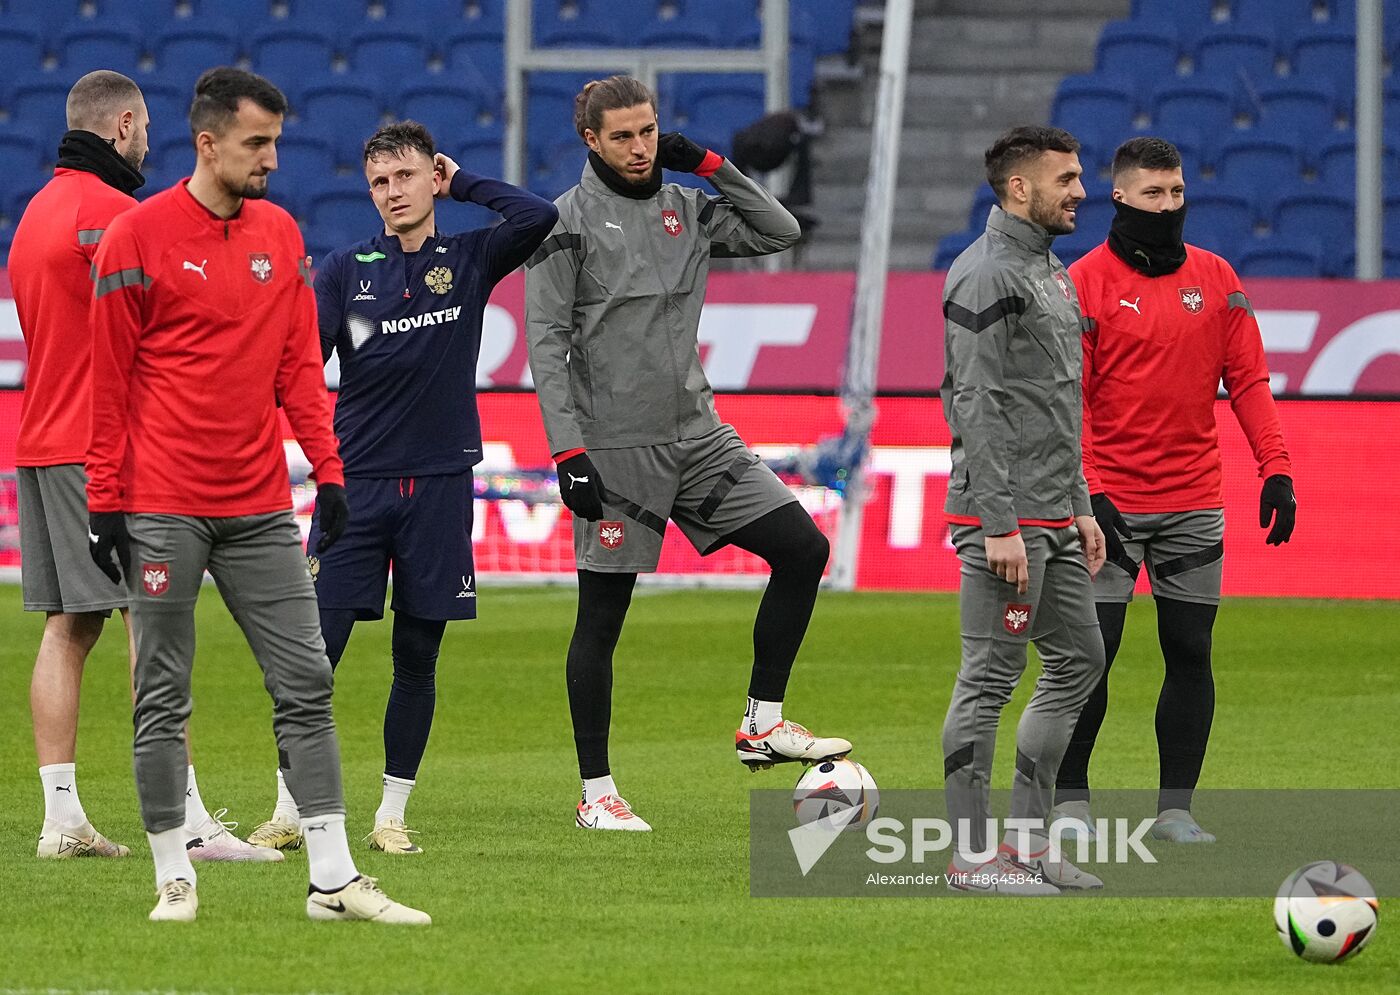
<box><xmin>154</xmin><ymin>22</ymin><xmax>242</xmax><ymax>84</ymax></box>
<box><xmin>1249</xmin><ymin>77</ymin><xmax>1339</xmax><ymax>137</ymax></box>
<box><xmin>1193</xmin><ymin>25</ymin><xmax>1277</xmax><ymax>80</ymax></box>
<box><xmin>1316</xmin><ymin>133</ymin><xmax>1400</xmax><ymax>188</ymax></box>
<box><xmin>1227</xmin><ymin>0</ymin><xmax>1321</xmax><ymax>42</ymax></box>
<box><xmin>285</xmin><ymin>0</ymin><xmax>371</xmax><ymax>23</ymax></box>
<box><xmin>1185</xmin><ymin>224</ymin><xmax>1241</xmax><ymax>263</ymax></box>
<box><xmin>140</xmin><ymin>83</ymin><xmax>188</xmax><ymax>136</ymax></box>
<box><xmin>112</xmin><ymin>0</ymin><xmax>181</xmax><ymax>22</ymax></box>
<box><xmin>271</xmin><ymin>134</ymin><xmax>337</xmax><ymax>201</ymax></box>
<box><xmin>0</xmin><ymin>136</ymin><xmax>45</xmax><ymax>187</ymax></box>
<box><xmin>348</xmin><ymin>29</ymin><xmax>432</xmax><ymax>77</ymax></box>
<box><xmin>407</xmin><ymin>0</ymin><xmax>504</xmax><ymax>41</ymax></box>
<box><xmin>933</xmin><ymin>229</ymin><xmax>977</xmax><ymax>270</ymax></box>
<box><xmin>1130</xmin><ymin>0</ymin><xmax>1219</xmax><ymax>43</ymax></box>
<box><xmin>396</xmin><ymin>84</ymin><xmax>503</xmax><ymax>153</ymax></box>
<box><xmin>1186</xmin><ymin>187</ymin><xmax>1255</xmax><ymax>240</ymax></box>
<box><xmin>1051</xmin><ymin>227</ymin><xmax>1102</xmax><ymax>267</ymax></box>
<box><xmin>249</xmin><ymin>28</ymin><xmax>337</xmax><ymax>82</ymax></box>
<box><xmin>534</xmin><ymin>1</ymin><xmax>650</xmax><ymax>48</ymax></box>
<box><xmin>57</xmin><ymin>22</ymin><xmax>144</xmax><ymax>76</ymax></box>
<box><xmin>1291</xmin><ymin>26</ymin><xmax>1356</xmax><ymax>91</ymax></box>
<box><xmin>526</xmin><ymin>72</ymin><xmax>622</xmax><ymax>149</ymax></box>
<box><xmin>1385</xmin><ymin>194</ymin><xmax>1400</xmax><ymax>251</ymax></box>
<box><xmin>1053</xmin><ymin>75</ymin><xmax>1138</xmax><ymax>144</ymax></box>
<box><xmin>449</xmin><ymin>139</ymin><xmax>504</xmax><ymax>179</ymax></box>
<box><xmin>1095</xmin><ymin>21</ymin><xmax>1180</xmax><ymax>82</ymax></box>
<box><xmin>300</xmin><ymin>83</ymin><xmax>386</xmax><ymax>163</ymax></box>
<box><xmin>529</xmin><ymin>139</ymin><xmax>585</xmax><ymax>200</ymax></box>
<box><xmin>7</xmin><ymin>82</ymin><xmax>71</xmax><ymax>131</ymax></box>
<box><xmin>1235</xmin><ymin>234</ymin><xmax>1323</xmax><ymax>276</ymax></box>
<box><xmin>149</xmin><ymin>134</ymin><xmax>195</xmax><ymax>179</ymax></box>
<box><xmin>1215</xmin><ymin>128</ymin><xmax>1304</xmax><ymax>185</ymax></box>
<box><xmin>1150</xmin><ymin>77</ymin><xmax>1238</xmax><ymax>143</ymax></box>
<box><xmin>806</xmin><ymin>0</ymin><xmax>857</xmax><ymax>56</ymax></box>
<box><xmin>662</xmin><ymin>73</ymin><xmax>764</xmax><ymax>149</ymax></box>
<box><xmin>0</xmin><ymin>17</ymin><xmax>47</xmax><ymax>77</ymax></box>
<box><xmin>966</xmin><ymin>186</ymin><xmax>998</xmax><ymax>228</ymax></box>
<box><xmin>444</xmin><ymin>35</ymin><xmax>506</xmax><ymax>88</ymax></box>
<box><xmin>4</xmin><ymin>0</ymin><xmax>85</xmax><ymax>30</ymax></box>
<box><xmin>1274</xmin><ymin>189</ymin><xmax>1354</xmax><ymax>263</ymax></box>
<box><xmin>309</xmin><ymin>176</ymin><xmax>381</xmax><ymax>230</ymax></box>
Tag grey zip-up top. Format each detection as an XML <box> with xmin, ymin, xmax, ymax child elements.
<box><xmin>524</xmin><ymin>159</ymin><xmax>800</xmax><ymax>453</ymax></box>
<box><xmin>941</xmin><ymin>205</ymin><xmax>1092</xmax><ymax>536</ymax></box>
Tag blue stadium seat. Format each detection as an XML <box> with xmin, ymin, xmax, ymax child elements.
<box><xmin>7</xmin><ymin>82</ymin><xmax>71</xmax><ymax>132</ymax></box>
<box><xmin>0</xmin><ymin>136</ymin><xmax>45</xmax><ymax>189</ymax></box>
<box><xmin>444</xmin><ymin>35</ymin><xmax>506</xmax><ymax>88</ymax></box>
<box><xmin>662</xmin><ymin>73</ymin><xmax>764</xmax><ymax>150</ymax></box>
<box><xmin>140</xmin><ymin>82</ymin><xmax>188</xmax><ymax>136</ymax></box>
<box><xmin>271</xmin><ymin>133</ymin><xmax>337</xmax><ymax>206</ymax></box>
<box><xmin>1235</xmin><ymin>234</ymin><xmax>1323</xmax><ymax>276</ymax></box>
<box><xmin>149</xmin><ymin>134</ymin><xmax>194</xmax><ymax>179</ymax></box>
<box><xmin>1291</xmin><ymin>25</ymin><xmax>1356</xmax><ymax>91</ymax></box>
<box><xmin>110</xmin><ymin>0</ymin><xmax>181</xmax><ymax>22</ymax></box>
<box><xmin>1193</xmin><ymin>25</ymin><xmax>1277</xmax><ymax>80</ymax></box>
<box><xmin>966</xmin><ymin>186</ymin><xmax>998</xmax><ymax>228</ymax></box>
<box><xmin>529</xmin><ymin>139</ymin><xmax>585</xmax><ymax>200</ymax></box>
<box><xmin>1150</xmin><ymin>77</ymin><xmax>1238</xmax><ymax>146</ymax></box>
<box><xmin>448</xmin><ymin>138</ymin><xmax>504</xmax><ymax>179</ymax></box>
<box><xmin>5</xmin><ymin>0</ymin><xmax>86</xmax><ymax>30</ymax></box>
<box><xmin>1052</xmin><ymin>75</ymin><xmax>1138</xmax><ymax>145</ymax></box>
<box><xmin>57</xmin><ymin>21</ymin><xmax>144</xmax><ymax>76</ymax></box>
<box><xmin>1315</xmin><ymin>132</ymin><xmax>1400</xmax><ymax>188</ymax></box>
<box><xmin>303</xmin><ymin>220</ymin><xmax>365</xmax><ymax>270</ymax></box>
<box><xmin>1227</xmin><ymin>0</ymin><xmax>1320</xmax><ymax>43</ymax></box>
<box><xmin>249</xmin><ymin>28</ymin><xmax>336</xmax><ymax>84</ymax></box>
<box><xmin>407</xmin><ymin>0</ymin><xmax>504</xmax><ymax>40</ymax></box>
<box><xmin>1070</xmin><ymin>198</ymin><xmax>1116</xmax><ymax>242</ymax></box>
<box><xmin>153</xmin><ymin>22</ymin><xmax>242</xmax><ymax>84</ymax></box>
<box><xmin>284</xmin><ymin>0</ymin><xmax>371</xmax><ymax>23</ymax></box>
<box><xmin>1131</xmin><ymin>0</ymin><xmax>1219</xmax><ymax>42</ymax></box>
<box><xmin>526</xmin><ymin>72</ymin><xmax>622</xmax><ymax>149</ymax></box>
<box><xmin>806</xmin><ymin>0</ymin><xmax>858</xmax><ymax>56</ymax></box>
<box><xmin>348</xmin><ymin>29</ymin><xmax>432</xmax><ymax>77</ymax></box>
<box><xmin>1095</xmin><ymin>21</ymin><xmax>1181</xmax><ymax>82</ymax></box>
<box><xmin>646</xmin><ymin>0</ymin><xmax>753</xmax><ymax>47</ymax></box>
<box><xmin>1185</xmin><ymin>222</ymin><xmax>1242</xmax><ymax>263</ymax></box>
<box><xmin>308</xmin><ymin>175</ymin><xmax>381</xmax><ymax>230</ymax></box>
<box><xmin>1339</xmin><ymin>250</ymin><xmax>1400</xmax><ymax>279</ymax></box>
<box><xmin>1273</xmin><ymin>189</ymin><xmax>1354</xmax><ymax>267</ymax></box>
<box><xmin>396</xmin><ymin>84</ymin><xmax>502</xmax><ymax>151</ymax></box>
<box><xmin>1216</xmin><ymin>127</ymin><xmax>1304</xmax><ymax>185</ymax></box>
<box><xmin>1385</xmin><ymin>194</ymin><xmax>1400</xmax><ymax>251</ymax></box>
<box><xmin>1186</xmin><ymin>185</ymin><xmax>1256</xmax><ymax>241</ymax></box>
<box><xmin>300</xmin><ymin>82</ymin><xmax>387</xmax><ymax>164</ymax></box>
<box><xmin>0</xmin><ymin>16</ymin><xmax>47</xmax><ymax>77</ymax></box>
<box><xmin>534</xmin><ymin>0</ymin><xmax>650</xmax><ymax>48</ymax></box>
<box><xmin>1051</xmin><ymin>227</ymin><xmax>1102</xmax><ymax>267</ymax></box>
<box><xmin>933</xmin><ymin>229</ymin><xmax>977</xmax><ymax>270</ymax></box>
<box><xmin>1248</xmin><ymin>76</ymin><xmax>1339</xmax><ymax>137</ymax></box>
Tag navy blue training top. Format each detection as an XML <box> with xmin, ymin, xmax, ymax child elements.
<box><xmin>315</xmin><ymin>170</ymin><xmax>557</xmax><ymax>477</ymax></box>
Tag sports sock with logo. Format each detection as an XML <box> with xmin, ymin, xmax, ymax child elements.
<box><xmin>273</xmin><ymin>768</ymin><xmax>301</xmax><ymax>823</ymax></box>
<box><xmin>582</xmin><ymin>775</ymin><xmax>618</xmax><ymax>806</ymax></box>
<box><xmin>183</xmin><ymin>764</ymin><xmax>211</xmax><ymax>831</ymax></box>
<box><xmin>742</xmin><ymin>697</ymin><xmax>783</xmax><ymax>735</ymax></box>
<box><xmin>376</xmin><ymin>775</ymin><xmax>415</xmax><ymax>824</ymax></box>
<box><xmin>568</xmin><ymin>570</ymin><xmax>637</xmax><ymax>780</ymax></box>
<box><xmin>1155</xmin><ymin>598</ymin><xmax>1217</xmax><ymax>814</ymax></box>
<box><xmin>303</xmin><ymin>813</ymin><xmax>359</xmax><ymax>892</ymax></box>
<box><xmin>149</xmin><ymin>826</ymin><xmax>196</xmax><ymax>889</ymax></box>
<box><xmin>39</xmin><ymin>762</ymin><xmax>86</xmax><ymax>826</ymax></box>
<box><xmin>383</xmin><ymin>612</ymin><xmax>444</xmax><ymax>780</ymax></box>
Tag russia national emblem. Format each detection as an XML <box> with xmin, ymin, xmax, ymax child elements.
<box><xmin>143</xmin><ymin>563</ymin><xmax>170</xmax><ymax>597</ymax></box>
<box><xmin>661</xmin><ymin>209</ymin><xmax>682</xmax><ymax>237</ymax></box>
<box><xmin>249</xmin><ymin>252</ymin><xmax>273</xmax><ymax>284</ymax></box>
<box><xmin>599</xmin><ymin>521</ymin><xmax>625</xmax><ymax>549</ymax></box>
<box><xmin>1003</xmin><ymin>603</ymin><xmax>1031</xmax><ymax>635</ymax></box>
<box><xmin>1179</xmin><ymin>286</ymin><xmax>1205</xmax><ymax>314</ymax></box>
<box><xmin>425</xmin><ymin>266</ymin><xmax>453</xmax><ymax>294</ymax></box>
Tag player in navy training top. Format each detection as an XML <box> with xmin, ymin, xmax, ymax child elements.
<box><xmin>245</xmin><ymin>121</ymin><xmax>556</xmax><ymax>855</ymax></box>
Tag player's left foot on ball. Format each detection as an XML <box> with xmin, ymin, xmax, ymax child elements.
<box><xmin>1149</xmin><ymin>808</ymin><xmax>1215</xmax><ymax>843</ymax></box>
<box><xmin>365</xmin><ymin>817</ymin><xmax>422</xmax><ymax>854</ymax></box>
<box><xmin>1001</xmin><ymin>842</ymin><xmax>1103</xmax><ymax>890</ymax></box>
<box><xmin>736</xmin><ymin>719</ymin><xmax>851</xmax><ymax>770</ymax></box>
<box><xmin>187</xmin><ymin>808</ymin><xmax>285</xmax><ymax>862</ymax></box>
<box><xmin>306</xmin><ymin>875</ymin><xmax>431</xmax><ymax>925</ymax></box>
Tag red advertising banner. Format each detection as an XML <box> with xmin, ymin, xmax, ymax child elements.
<box><xmin>2</xmin><ymin>269</ymin><xmax>1398</xmax><ymax>394</ymax></box>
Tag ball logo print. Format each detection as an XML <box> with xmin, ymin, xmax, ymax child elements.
<box><xmin>1003</xmin><ymin>603</ymin><xmax>1031</xmax><ymax>635</ymax></box>
<box><xmin>599</xmin><ymin>521</ymin><xmax>625</xmax><ymax>548</ymax></box>
<box><xmin>142</xmin><ymin>563</ymin><xmax>170</xmax><ymax>597</ymax></box>
<box><xmin>661</xmin><ymin>210</ymin><xmax>683</xmax><ymax>237</ymax></box>
<box><xmin>1179</xmin><ymin>287</ymin><xmax>1205</xmax><ymax>314</ymax></box>
<box><xmin>249</xmin><ymin>253</ymin><xmax>272</xmax><ymax>284</ymax></box>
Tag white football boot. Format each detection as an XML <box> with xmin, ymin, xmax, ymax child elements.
<box><xmin>1149</xmin><ymin>808</ymin><xmax>1216</xmax><ymax>843</ymax></box>
<box><xmin>1004</xmin><ymin>842</ymin><xmax>1104</xmax><ymax>890</ymax></box>
<box><xmin>365</xmin><ymin>817</ymin><xmax>423</xmax><ymax>854</ymax></box>
<box><xmin>246</xmin><ymin>814</ymin><xmax>304</xmax><ymax>851</ymax></box>
<box><xmin>1048</xmin><ymin>800</ymin><xmax>1097</xmax><ymax>843</ymax></box>
<box><xmin>945</xmin><ymin>851</ymin><xmax>1061</xmax><ymax>896</ymax></box>
<box><xmin>306</xmin><ymin>875</ymin><xmax>431</xmax><ymax>925</ymax></box>
<box><xmin>187</xmin><ymin>808</ymin><xmax>284</xmax><ymax>862</ymax></box>
<box><xmin>575</xmin><ymin>794</ymin><xmax>651</xmax><ymax>831</ymax></box>
<box><xmin>735</xmin><ymin>719</ymin><xmax>851</xmax><ymax>771</ymax></box>
<box><xmin>150</xmin><ymin>878</ymin><xmax>198</xmax><ymax>922</ymax></box>
<box><xmin>37</xmin><ymin>820</ymin><xmax>130</xmax><ymax>858</ymax></box>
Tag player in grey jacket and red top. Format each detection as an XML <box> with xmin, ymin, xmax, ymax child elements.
<box><xmin>939</xmin><ymin>126</ymin><xmax>1107</xmax><ymax>894</ymax></box>
<box><xmin>525</xmin><ymin>75</ymin><xmax>851</xmax><ymax>831</ymax></box>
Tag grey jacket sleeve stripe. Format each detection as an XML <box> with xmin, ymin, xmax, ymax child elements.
<box><xmin>524</xmin><ymin>212</ymin><xmax>587</xmax><ymax>454</ymax></box>
<box><xmin>943</xmin><ymin>296</ymin><xmax>1027</xmax><ymax>334</ymax></box>
<box><xmin>701</xmin><ymin>160</ymin><xmax>801</xmax><ymax>259</ymax></box>
<box><xmin>527</xmin><ymin>232</ymin><xmax>583</xmax><ymax>269</ymax></box>
<box><xmin>1226</xmin><ymin>291</ymin><xmax>1254</xmax><ymax>316</ymax></box>
<box><xmin>93</xmin><ymin>267</ymin><xmax>150</xmax><ymax>298</ymax></box>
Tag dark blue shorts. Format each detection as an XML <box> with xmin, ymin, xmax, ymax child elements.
<box><xmin>306</xmin><ymin>472</ymin><xmax>477</xmax><ymax>621</ymax></box>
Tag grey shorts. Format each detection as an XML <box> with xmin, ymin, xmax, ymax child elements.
<box><xmin>1094</xmin><ymin>508</ymin><xmax>1226</xmax><ymax>606</ymax></box>
<box><xmin>17</xmin><ymin>464</ymin><xmax>126</xmax><ymax>614</ymax></box>
<box><xmin>573</xmin><ymin>423</ymin><xmax>797</xmax><ymax>573</ymax></box>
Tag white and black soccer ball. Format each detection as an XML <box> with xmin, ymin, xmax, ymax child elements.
<box><xmin>1274</xmin><ymin>861</ymin><xmax>1379</xmax><ymax>963</ymax></box>
<box><xmin>792</xmin><ymin>759</ymin><xmax>878</xmax><ymax>832</ymax></box>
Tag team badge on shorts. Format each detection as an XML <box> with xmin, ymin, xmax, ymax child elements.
<box><xmin>661</xmin><ymin>210</ymin><xmax>682</xmax><ymax>237</ymax></box>
<box><xmin>307</xmin><ymin>555</ymin><xmax>320</xmax><ymax>581</ymax></box>
<box><xmin>249</xmin><ymin>253</ymin><xmax>273</xmax><ymax>284</ymax></box>
<box><xmin>1003</xmin><ymin>603</ymin><xmax>1031</xmax><ymax>635</ymax></box>
<box><xmin>1179</xmin><ymin>286</ymin><xmax>1204</xmax><ymax>314</ymax></box>
<box><xmin>599</xmin><ymin>521</ymin><xmax>625</xmax><ymax>549</ymax></box>
<box><xmin>142</xmin><ymin>563</ymin><xmax>170</xmax><ymax>597</ymax></box>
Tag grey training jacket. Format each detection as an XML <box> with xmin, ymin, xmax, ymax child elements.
<box><xmin>524</xmin><ymin>159</ymin><xmax>800</xmax><ymax>453</ymax></box>
<box><xmin>940</xmin><ymin>205</ymin><xmax>1092</xmax><ymax>537</ymax></box>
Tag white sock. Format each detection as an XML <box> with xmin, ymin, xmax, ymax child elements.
<box><xmin>302</xmin><ymin>813</ymin><xmax>358</xmax><ymax>892</ymax></box>
<box><xmin>743</xmin><ymin>697</ymin><xmax>783</xmax><ymax>735</ymax></box>
<box><xmin>274</xmin><ymin>768</ymin><xmax>301</xmax><ymax>824</ymax></box>
<box><xmin>582</xmin><ymin>775</ymin><xmax>617</xmax><ymax>806</ymax></box>
<box><xmin>183</xmin><ymin>765</ymin><xmax>211</xmax><ymax>831</ymax></box>
<box><xmin>149</xmin><ymin>826</ymin><xmax>196</xmax><ymax>889</ymax></box>
<box><xmin>375</xmin><ymin>774</ymin><xmax>415</xmax><ymax>824</ymax></box>
<box><xmin>39</xmin><ymin>763</ymin><xmax>86</xmax><ymax>826</ymax></box>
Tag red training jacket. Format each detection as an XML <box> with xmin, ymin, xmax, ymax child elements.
<box><xmin>10</xmin><ymin>168</ymin><xmax>137</xmax><ymax>466</ymax></box>
<box><xmin>1070</xmin><ymin>242</ymin><xmax>1291</xmax><ymax>513</ymax></box>
<box><xmin>86</xmin><ymin>179</ymin><xmax>343</xmax><ymax>515</ymax></box>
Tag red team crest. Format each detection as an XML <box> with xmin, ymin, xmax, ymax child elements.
<box><xmin>599</xmin><ymin>521</ymin><xmax>625</xmax><ymax>548</ymax></box>
<box><xmin>142</xmin><ymin>563</ymin><xmax>170</xmax><ymax>597</ymax></box>
<box><xmin>1053</xmin><ymin>272</ymin><xmax>1072</xmax><ymax>300</ymax></box>
<box><xmin>249</xmin><ymin>253</ymin><xmax>273</xmax><ymax>284</ymax></box>
<box><xmin>1179</xmin><ymin>286</ymin><xmax>1204</xmax><ymax>314</ymax></box>
<box><xmin>1003</xmin><ymin>603</ymin><xmax>1031</xmax><ymax>635</ymax></box>
<box><xmin>661</xmin><ymin>210</ymin><xmax>683</xmax><ymax>237</ymax></box>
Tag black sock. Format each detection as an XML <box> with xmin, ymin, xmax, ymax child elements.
<box><xmin>383</xmin><ymin>613</ymin><xmax>446</xmax><ymax>780</ymax></box>
<box><xmin>567</xmin><ymin>570</ymin><xmax>636</xmax><ymax>779</ymax></box>
<box><xmin>1055</xmin><ymin>602</ymin><xmax>1128</xmax><ymax>804</ymax></box>
<box><xmin>1155</xmin><ymin>598</ymin><xmax>1217</xmax><ymax>814</ymax></box>
<box><xmin>719</xmin><ymin>504</ymin><xmax>829</xmax><ymax>702</ymax></box>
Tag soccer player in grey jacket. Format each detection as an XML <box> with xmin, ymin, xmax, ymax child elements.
<box><xmin>526</xmin><ymin>75</ymin><xmax>851</xmax><ymax>831</ymax></box>
<box><xmin>940</xmin><ymin>126</ymin><xmax>1107</xmax><ymax>894</ymax></box>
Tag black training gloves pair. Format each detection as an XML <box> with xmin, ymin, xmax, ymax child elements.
<box><xmin>557</xmin><ymin>452</ymin><xmax>607</xmax><ymax>521</ymax></box>
<box><xmin>1259</xmin><ymin>474</ymin><xmax>1296</xmax><ymax>546</ymax></box>
<box><xmin>1091</xmin><ymin>492</ymin><xmax>1133</xmax><ymax>565</ymax></box>
<box><xmin>657</xmin><ymin>132</ymin><xmax>710</xmax><ymax>173</ymax></box>
<box><xmin>88</xmin><ymin>511</ymin><xmax>131</xmax><ymax>584</ymax></box>
<box><xmin>314</xmin><ymin>483</ymin><xmax>349</xmax><ymax>553</ymax></box>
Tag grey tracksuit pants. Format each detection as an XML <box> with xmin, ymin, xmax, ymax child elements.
<box><xmin>125</xmin><ymin>511</ymin><xmax>344</xmax><ymax>833</ymax></box>
<box><xmin>942</xmin><ymin>524</ymin><xmax>1105</xmax><ymax>853</ymax></box>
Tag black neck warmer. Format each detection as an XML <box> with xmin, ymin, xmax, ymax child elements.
<box><xmin>56</xmin><ymin>130</ymin><xmax>145</xmax><ymax>196</ymax></box>
<box><xmin>1107</xmin><ymin>199</ymin><xmax>1188</xmax><ymax>276</ymax></box>
<box><xmin>588</xmin><ymin>150</ymin><xmax>661</xmax><ymax>200</ymax></box>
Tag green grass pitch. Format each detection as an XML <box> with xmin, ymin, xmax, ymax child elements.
<box><xmin>0</xmin><ymin>583</ymin><xmax>1395</xmax><ymax>994</ymax></box>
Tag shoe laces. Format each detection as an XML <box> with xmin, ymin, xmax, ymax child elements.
<box><xmin>205</xmin><ymin>807</ymin><xmax>238</xmax><ymax>838</ymax></box>
<box><xmin>363</xmin><ymin>820</ymin><xmax>419</xmax><ymax>845</ymax></box>
<box><xmin>599</xmin><ymin>795</ymin><xmax>636</xmax><ymax>819</ymax></box>
<box><xmin>161</xmin><ymin>879</ymin><xmax>194</xmax><ymax>905</ymax></box>
<box><xmin>781</xmin><ymin>720</ymin><xmax>816</xmax><ymax>745</ymax></box>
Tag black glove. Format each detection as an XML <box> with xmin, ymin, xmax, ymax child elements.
<box><xmin>657</xmin><ymin>132</ymin><xmax>709</xmax><ymax>173</ymax></box>
<box><xmin>1090</xmin><ymin>492</ymin><xmax>1134</xmax><ymax>565</ymax></box>
<box><xmin>1259</xmin><ymin>474</ymin><xmax>1296</xmax><ymax>546</ymax></box>
<box><xmin>88</xmin><ymin>511</ymin><xmax>131</xmax><ymax>584</ymax></box>
<box><xmin>314</xmin><ymin>483</ymin><xmax>349</xmax><ymax>553</ymax></box>
<box><xmin>557</xmin><ymin>452</ymin><xmax>607</xmax><ymax>521</ymax></box>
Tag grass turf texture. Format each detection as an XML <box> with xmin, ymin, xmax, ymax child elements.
<box><xmin>0</xmin><ymin>584</ymin><xmax>1395</xmax><ymax>994</ymax></box>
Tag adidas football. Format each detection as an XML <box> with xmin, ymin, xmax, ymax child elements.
<box><xmin>792</xmin><ymin>759</ymin><xmax>878</xmax><ymax>832</ymax></box>
<box><xmin>1274</xmin><ymin>861</ymin><xmax>1379</xmax><ymax>963</ymax></box>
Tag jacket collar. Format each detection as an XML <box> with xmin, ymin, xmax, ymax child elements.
<box><xmin>987</xmin><ymin>204</ymin><xmax>1055</xmax><ymax>254</ymax></box>
<box><xmin>173</xmin><ymin>178</ymin><xmax>243</xmax><ymax>231</ymax></box>
<box><xmin>371</xmin><ymin>227</ymin><xmax>441</xmax><ymax>256</ymax></box>
<box><xmin>580</xmin><ymin>157</ymin><xmax>661</xmax><ymax>202</ymax></box>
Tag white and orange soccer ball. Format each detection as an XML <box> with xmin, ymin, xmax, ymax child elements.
<box><xmin>792</xmin><ymin>759</ymin><xmax>878</xmax><ymax>832</ymax></box>
<box><xmin>1274</xmin><ymin>861</ymin><xmax>1379</xmax><ymax>963</ymax></box>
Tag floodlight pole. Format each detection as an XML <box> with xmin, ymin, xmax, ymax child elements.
<box><xmin>829</xmin><ymin>0</ymin><xmax>914</xmax><ymax>591</ymax></box>
<box><xmin>1355</xmin><ymin>0</ymin><xmax>1383</xmax><ymax>280</ymax></box>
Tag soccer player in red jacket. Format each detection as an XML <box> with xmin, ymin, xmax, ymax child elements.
<box><xmin>86</xmin><ymin>67</ymin><xmax>427</xmax><ymax>925</ymax></box>
<box><xmin>1051</xmin><ymin>137</ymin><xmax>1296</xmax><ymax>843</ymax></box>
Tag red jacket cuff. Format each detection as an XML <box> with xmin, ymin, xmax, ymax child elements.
<box><xmin>695</xmin><ymin>150</ymin><xmax>723</xmax><ymax>178</ymax></box>
<box><xmin>553</xmin><ymin>447</ymin><xmax>587</xmax><ymax>464</ymax></box>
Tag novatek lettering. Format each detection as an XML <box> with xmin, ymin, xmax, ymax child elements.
<box><xmin>381</xmin><ymin>306</ymin><xmax>462</xmax><ymax>335</ymax></box>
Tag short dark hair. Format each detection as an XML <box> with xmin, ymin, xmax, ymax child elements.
<box><xmin>984</xmin><ymin>125</ymin><xmax>1081</xmax><ymax>201</ymax></box>
<box><xmin>66</xmin><ymin>70</ymin><xmax>143</xmax><ymax>132</ymax></box>
<box><xmin>1111</xmin><ymin>136</ymin><xmax>1182</xmax><ymax>180</ymax></box>
<box><xmin>573</xmin><ymin>75</ymin><xmax>656</xmax><ymax>139</ymax></box>
<box><xmin>364</xmin><ymin>120</ymin><xmax>436</xmax><ymax>164</ymax></box>
<box><xmin>188</xmin><ymin>67</ymin><xmax>287</xmax><ymax>139</ymax></box>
